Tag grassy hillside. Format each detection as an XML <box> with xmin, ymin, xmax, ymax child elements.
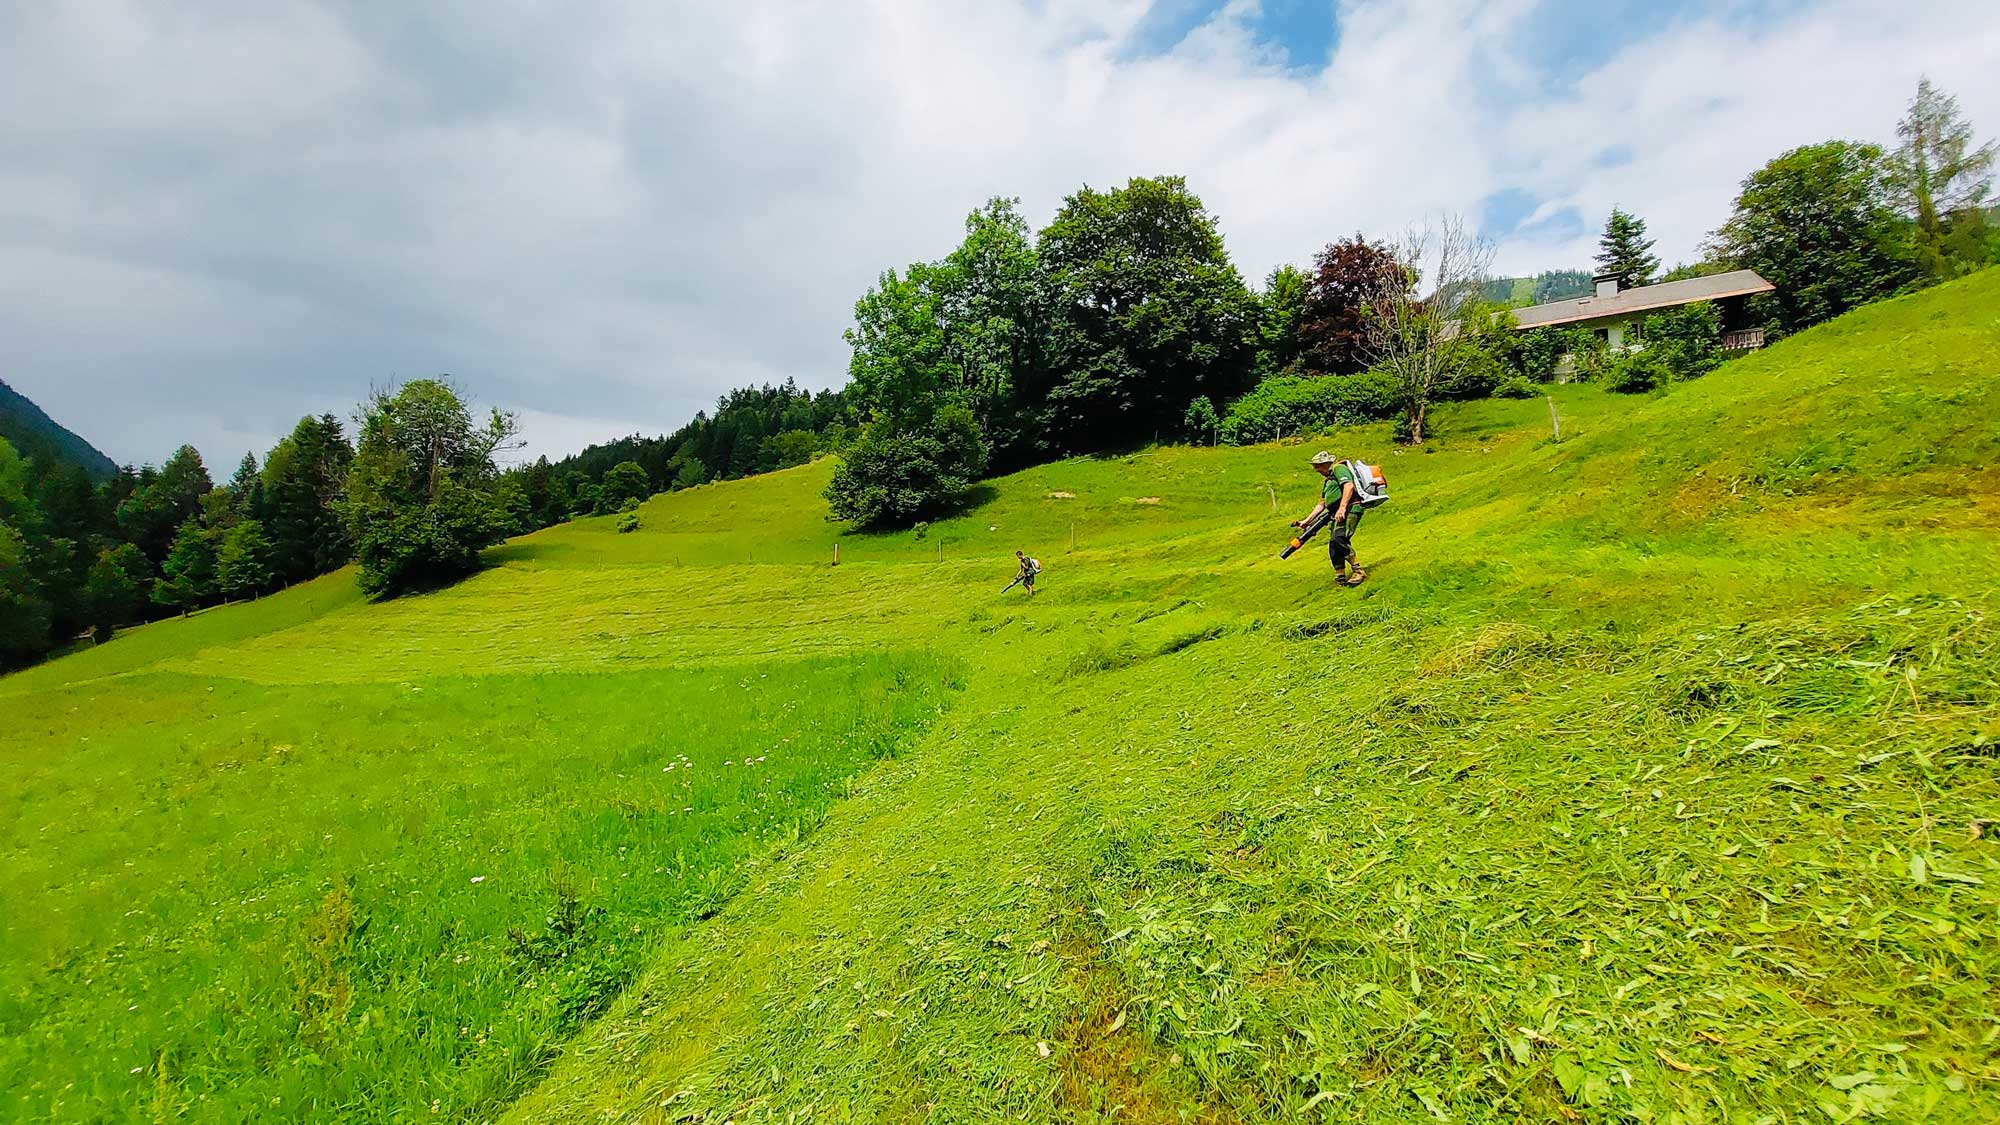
<box><xmin>4</xmin><ymin>271</ymin><xmax>1998</xmax><ymax>1123</ymax></box>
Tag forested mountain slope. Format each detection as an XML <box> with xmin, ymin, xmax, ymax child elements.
<box><xmin>0</xmin><ymin>377</ymin><xmax>117</xmax><ymax>479</ymax></box>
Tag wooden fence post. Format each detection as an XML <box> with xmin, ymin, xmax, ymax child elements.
<box><xmin>1546</xmin><ymin>395</ymin><xmax>1562</xmax><ymax>441</ymax></box>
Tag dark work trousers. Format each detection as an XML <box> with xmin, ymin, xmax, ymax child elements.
<box><xmin>1327</xmin><ymin>509</ymin><xmax>1363</xmax><ymax>569</ymax></box>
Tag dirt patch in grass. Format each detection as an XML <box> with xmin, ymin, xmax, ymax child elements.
<box><xmin>1053</xmin><ymin>922</ymin><xmax>1240</xmax><ymax>1125</ymax></box>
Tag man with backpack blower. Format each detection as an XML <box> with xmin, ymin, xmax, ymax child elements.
<box><xmin>1287</xmin><ymin>450</ymin><xmax>1385</xmax><ymax>587</ymax></box>
<box><xmin>1002</xmin><ymin>549</ymin><xmax>1042</xmax><ymax>596</ymax></box>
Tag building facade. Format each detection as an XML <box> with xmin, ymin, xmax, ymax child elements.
<box><xmin>1511</xmin><ymin>269</ymin><xmax>1777</xmax><ymax>353</ymax></box>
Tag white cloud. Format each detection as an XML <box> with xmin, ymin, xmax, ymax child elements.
<box><xmin>1</xmin><ymin>0</ymin><xmax>1994</xmax><ymax>468</ymax></box>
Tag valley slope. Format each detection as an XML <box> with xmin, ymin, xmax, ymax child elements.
<box><xmin>4</xmin><ymin>272</ymin><xmax>1998</xmax><ymax>1123</ymax></box>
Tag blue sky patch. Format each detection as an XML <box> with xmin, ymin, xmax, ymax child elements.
<box><xmin>1121</xmin><ymin>0</ymin><xmax>1339</xmax><ymax>70</ymax></box>
<box><xmin>1479</xmin><ymin>187</ymin><xmax>1542</xmax><ymax>236</ymax></box>
<box><xmin>1249</xmin><ymin>0</ymin><xmax>1340</xmax><ymax>70</ymax></box>
<box><xmin>1121</xmin><ymin>0</ymin><xmax>1230</xmax><ymax>57</ymax></box>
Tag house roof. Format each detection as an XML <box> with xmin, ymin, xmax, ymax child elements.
<box><xmin>1508</xmin><ymin>269</ymin><xmax>1775</xmax><ymax>330</ymax></box>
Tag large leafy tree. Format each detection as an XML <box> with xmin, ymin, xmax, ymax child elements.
<box><xmin>262</xmin><ymin>414</ymin><xmax>356</xmax><ymax>584</ymax></box>
<box><xmin>1709</xmin><ymin>140</ymin><xmax>1921</xmax><ymax>333</ymax></box>
<box><xmin>1036</xmin><ymin>176</ymin><xmax>1259</xmax><ymax>448</ymax></box>
<box><xmin>1890</xmin><ymin>77</ymin><xmax>1996</xmax><ymax>274</ymax></box>
<box><xmin>832</xmin><ymin>260</ymin><xmax>991</xmax><ymax>528</ymax></box>
<box><xmin>1595</xmin><ymin>208</ymin><xmax>1659</xmax><ymax>289</ymax></box>
<box><xmin>598</xmin><ymin>460</ymin><xmax>650</xmax><ymax>510</ymax></box>
<box><xmin>1297</xmin><ymin>236</ymin><xmax>1404</xmax><ymax>376</ymax></box>
<box><xmin>344</xmin><ymin>379</ymin><xmax>519</xmax><ymax>596</ymax></box>
<box><xmin>845</xmin><ymin>264</ymin><xmax>960</xmax><ymax>430</ymax></box>
<box><xmin>935</xmin><ymin>198</ymin><xmax>1049</xmax><ymax>468</ymax></box>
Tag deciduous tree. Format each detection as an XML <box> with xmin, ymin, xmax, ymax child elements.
<box><xmin>598</xmin><ymin>461</ymin><xmax>651</xmax><ymax>510</ymax></box>
<box><xmin>1709</xmin><ymin>140</ymin><xmax>1920</xmax><ymax>333</ymax></box>
<box><xmin>1256</xmin><ymin>264</ymin><xmax>1310</xmax><ymax>377</ymax></box>
<box><xmin>826</xmin><ymin>404</ymin><xmax>987</xmax><ymax>530</ymax></box>
<box><xmin>1361</xmin><ymin>216</ymin><xmax>1494</xmax><ymax>444</ymax></box>
<box><xmin>1037</xmin><ymin>176</ymin><xmax>1259</xmax><ymax>447</ymax></box>
<box><xmin>344</xmin><ymin>379</ymin><xmax>519</xmax><ymax>596</ymax></box>
<box><xmin>1297</xmin><ymin>237</ymin><xmax>1403</xmax><ymax>376</ymax></box>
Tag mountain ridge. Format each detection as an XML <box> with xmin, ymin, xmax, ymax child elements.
<box><xmin>0</xmin><ymin>378</ymin><xmax>118</xmax><ymax>479</ymax></box>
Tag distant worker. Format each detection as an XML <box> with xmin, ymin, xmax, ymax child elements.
<box><xmin>1292</xmin><ymin>450</ymin><xmax>1383</xmax><ymax>587</ymax></box>
<box><xmin>1004</xmin><ymin>549</ymin><xmax>1042</xmax><ymax>596</ymax></box>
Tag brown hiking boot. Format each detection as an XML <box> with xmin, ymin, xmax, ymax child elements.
<box><xmin>1343</xmin><ymin>567</ymin><xmax>1369</xmax><ymax>587</ymax></box>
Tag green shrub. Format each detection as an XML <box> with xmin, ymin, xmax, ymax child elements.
<box><xmin>1494</xmin><ymin>375</ymin><xmax>1540</xmax><ymax>399</ymax></box>
<box><xmin>1519</xmin><ymin>326</ymin><xmax>1587</xmax><ymax>382</ymax></box>
<box><xmin>1605</xmin><ymin>348</ymin><xmax>1673</xmax><ymax>393</ymax></box>
<box><xmin>825</xmin><ymin>404</ymin><xmax>989</xmax><ymax>530</ymax></box>
<box><xmin>350</xmin><ymin>481</ymin><xmax>515</xmax><ymax>593</ymax></box>
<box><xmin>615</xmin><ymin>512</ymin><xmax>639</xmax><ymax>534</ymax></box>
<box><xmin>1218</xmin><ymin>372</ymin><xmax>1400</xmax><ymax>444</ymax></box>
<box><xmin>1439</xmin><ymin>342</ymin><xmax>1508</xmax><ymax>400</ymax></box>
<box><xmin>1635</xmin><ymin>301</ymin><xmax>1723</xmax><ymax>380</ymax></box>
<box><xmin>1183</xmin><ymin>396</ymin><xmax>1219</xmax><ymax>443</ymax></box>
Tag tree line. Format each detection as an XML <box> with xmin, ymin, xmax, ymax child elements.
<box><xmin>1</xmin><ymin>380</ymin><xmax>529</xmax><ymax>666</ymax></box>
<box><xmin>500</xmin><ymin>381</ymin><xmax>853</xmax><ymax>533</ymax></box>
<box><xmin>819</xmin><ymin>76</ymin><xmax>1995</xmax><ymax>526</ymax></box>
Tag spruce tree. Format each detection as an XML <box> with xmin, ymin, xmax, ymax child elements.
<box><xmin>153</xmin><ymin>519</ymin><xmax>218</xmax><ymax>614</ymax></box>
<box><xmin>1595</xmin><ymin>208</ymin><xmax>1660</xmax><ymax>289</ymax></box>
<box><xmin>216</xmin><ymin>520</ymin><xmax>275</xmax><ymax>601</ymax></box>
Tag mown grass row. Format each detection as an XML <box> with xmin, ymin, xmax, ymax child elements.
<box><xmin>501</xmin><ymin>273</ymin><xmax>2000</xmax><ymax>1123</ymax></box>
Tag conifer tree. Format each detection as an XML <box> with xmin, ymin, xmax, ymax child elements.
<box><xmin>1595</xmin><ymin>208</ymin><xmax>1660</xmax><ymax>288</ymax></box>
<box><xmin>153</xmin><ymin>519</ymin><xmax>218</xmax><ymax>614</ymax></box>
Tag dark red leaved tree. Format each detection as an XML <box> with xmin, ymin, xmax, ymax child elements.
<box><xmin>1297</xmin><ymin>236</ymin><xmax>1404</xmax><ymax>375</ymax></box>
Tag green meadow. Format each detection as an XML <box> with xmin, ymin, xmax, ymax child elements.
<box><xmin>5</xmin><ymin>271</ymin><xmax>2000</xmax><ymax>1122</ymax></box>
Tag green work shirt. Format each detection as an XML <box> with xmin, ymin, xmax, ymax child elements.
<box><xmin>1323</xmin><ymin>463</ymin><xmax>1357</xmax><ymax>509</ymax></box>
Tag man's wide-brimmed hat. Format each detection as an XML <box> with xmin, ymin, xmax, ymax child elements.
<box><xmin>1310</xmin><ymin>450</ymin><xmax>1336</xmax><ymax>466</ymax></box>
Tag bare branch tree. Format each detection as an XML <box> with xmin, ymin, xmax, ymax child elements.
<box><xmin>1362</xmin><ymin>215</ymin><xmax>1495</xmax><ymax>444</ymax></box>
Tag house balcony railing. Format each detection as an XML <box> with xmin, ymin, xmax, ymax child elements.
<box><xmin>1720</xmin><ymin>327</ymin><xmax>1767</xmax><ymax>351</ymax></box>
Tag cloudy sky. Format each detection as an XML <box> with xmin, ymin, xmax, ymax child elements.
<box><xmin>3</xmin><ymin>0</ymin><xmax>1995</xmax><ymax>470</ymax></box>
